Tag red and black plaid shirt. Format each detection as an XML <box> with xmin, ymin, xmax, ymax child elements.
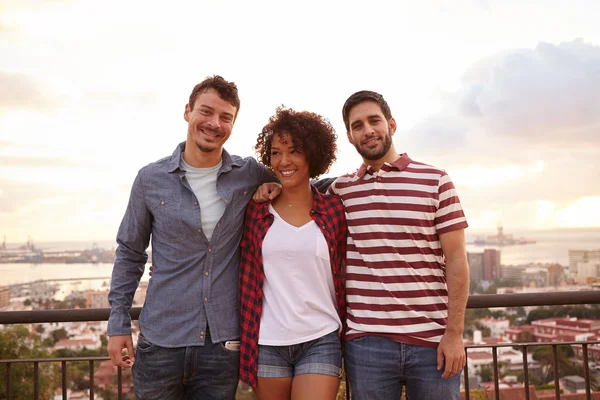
<box><xmin>239</xmin><ymin>187</ymin><xmax>347</xmax><ymax>387</ymax></box>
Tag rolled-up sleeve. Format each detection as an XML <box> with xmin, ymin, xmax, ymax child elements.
<box><xmin>108</xmin><ymin>169</ymin><xmax>152</xmax><ymax>336</ymax></box>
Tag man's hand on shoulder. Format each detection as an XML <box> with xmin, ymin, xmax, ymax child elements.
<box><xmin>108</xmin><ymin>335</ymin><xmax>135</xmax><ymax>368</ymax></box>
<box><xmin>437</xmin><ymin>329</ymin><xmax>465</xmax><ymax>379</ymax></box>
<box><xmin>252</xmin><ymin>183</ymin><xmax>282</xmax><ymax>203</ymax></box>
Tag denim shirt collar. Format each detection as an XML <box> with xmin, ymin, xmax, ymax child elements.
<box><xmin>167</xmin><ymin>142</ymin><xmax>244</xmax><ymax>174</ymax></box>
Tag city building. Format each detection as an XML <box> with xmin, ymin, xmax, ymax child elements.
<box><xmin>569</xmin><ymin>249</ymin><xmax>600</xmax><ymax>277</ymax></box>
<box><xmin>94</xmin><ymin>360</ymin><xmax>135</xmax><ymax>398</ymax></box>
<box><xmin>464</xmin><ymin>330</ymin><xmax>535</xmax><ymax>377</ymax></box>
<box><xmin>563</xmin><ymin>375</ymin><xmax>586</xmax><ymax>394</ymax></box>
<box><xmin>547</xmin><ymin>263</ymin><xmax>564</xmax><ymax>286</ymax></box>
<box><xmin>483</xmin><ymin>248</ymin><xmax>501</xmax><ymax>281</ymax></box>
<box><xmin>468</xmin><ymin>252</ymin><xmax>484</xmax><ymax>282</ymax></box>
<box><xmin>504</xmin><ymin>317</ymin><xmax>600</xmax><ymax>343</ymax></box>
<box><xmin>85</xmin><ymin>289</ymin><xmax>110</xmax><ymax>309</ymax></box>
<box><xmin>522</xmin><ymin>267</ymin><xmax>549</xmax><ymax>287</ymax></box>
<box><xmin>478</xmin><ymin>318</ymin><xmax>510</xmax><ymax>338</ymax></box>
<box><xmin>0</xmin><ymin>286</ymin><xmax>9</xmax><ymax>307</ymax></box>
<box><xmin>501</xmin><ymin>264</ymin><xmax>526</xmax><ymax>282</ymax></box>
<box><xmin>577</xmin><ymin>260</ymin><xmax>600</xmax><ymax>283</ymax></box>
<box><xmin>53</xmin><ymin>338</ymin><xmax>101</xmax><ymax>351</ymax></box>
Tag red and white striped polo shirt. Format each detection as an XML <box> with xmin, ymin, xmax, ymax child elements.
<box><xmin>329</xmin><ymin>153</ymin><xmax>468</xmax><ymax>348</ymax></box>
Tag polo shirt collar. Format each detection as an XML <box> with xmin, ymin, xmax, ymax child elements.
<box><xmin>356</xmin><ymin>153</ymin><xmax>412</xmax><ymax>178</ymax></box>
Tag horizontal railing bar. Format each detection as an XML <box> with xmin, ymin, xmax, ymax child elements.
<box><xmin>1</xmin><ymin>290</ymin><xmax>599</xmax><ymax>325</ymax></box>
<box><xmin>0</xmin><ymin>308</ymin><xmax>140</xmax><ymax>324</ymax></box>
<box><xmin>466</xmin><ymin>340</ymin><xmax>600</xmax><ymax>349</ymax></box>
<box><xmin>0</xmin><ymin>356</ymin><xmax>109</xmax><ymax>364</ymax></box>
<box><xmin>466</xmin><ymin>290</ymin><xmax>600</xmax><ymax>308</ymax></box>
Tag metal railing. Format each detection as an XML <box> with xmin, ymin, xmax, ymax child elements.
<box><xmin>463</xmin><ymin>340</ymin><xmax>600</xmax><ymax>400</ymax></box>
<box><xmin>0</xmin><ymin>357</ymin><xmax>122</xmax><ymax>400</ymax></box>
<box><xmin>2</xmin><ymin>290</ymin><xmax>600</xmax><ymax>400</ymax></box>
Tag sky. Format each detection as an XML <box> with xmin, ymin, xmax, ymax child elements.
<box><xmin>1</xmin><ymin>0</ymin><xmax>599</xmax><ymax>243</ymax></box>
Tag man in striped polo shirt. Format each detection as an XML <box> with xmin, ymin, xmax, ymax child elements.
<box><xmin>331</xmin><ymin>90</ymin><xmax>470</xmax><ymax>400</ymax></box>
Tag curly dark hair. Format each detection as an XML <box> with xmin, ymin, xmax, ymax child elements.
<box><xmin>189</xmin><ymin>75</ymin><xmax>240</xmax><ymax>119</ymax></box>
<box><xmin>255</xmin><ymin>106</ymin><xmax>337</xmax><ymax>178</ymax></box>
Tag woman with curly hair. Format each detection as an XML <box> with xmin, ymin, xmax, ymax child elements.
<box><xmin>239</xmin><ymin>106</ymin><xmax>347</xmax><ymax>400</ymax></box>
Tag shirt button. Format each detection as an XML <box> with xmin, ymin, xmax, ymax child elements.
<box><xmin>204</xmin><ymin>297</ymin><xmax>208</xmax><ymax>302</ymax></box>
<box><xmin>208</xmin><ymin>248</ymin><xmax>212</xmax><ymax>253</ymax></box>
<box><xmin>321</xmin><ymin>225</ymin><xmax>326</xmax><ymax>230</ymax></box>
<box><xmin>197</xmin><ymin>228</ymin><xmax>202</xmax><ymax>233</ymax></box>
<box><xmin>194</xmin><ymin>201</ymin><xmax>198</xmax><ymax>206</ymax></box>
<box><xmin>243</xmin><ymin>191</ymin><xmax>247</xmax><ymax>195</ymax></box>
<box><xmin>310</xmin><ymin>210</ymin><xmax>315</xmax><ymax>215</ymax></box>
<box><xmin>376</xmin><ymin>177</ymin><xmax>382</xmax><ymax>182</ymax></box>
<box><xmin>205</xmin><ymin>271</ymin><xmax>209</xmax><ymax>276</ymax></box>
<box><xmin>160</xmin><ymin>200</ymin><xmax>165</xmax><ymax>205</ymax></box>
<box><xmin>200</xmin><ymin>331</ymin><xmax>205</xmax><ymax>335</ymax></box>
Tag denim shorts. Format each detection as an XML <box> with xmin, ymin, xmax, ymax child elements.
<box><xmin>257</xmin><ymin>330</ymin><xmax>342</xmax><ymax>379</ymax></box>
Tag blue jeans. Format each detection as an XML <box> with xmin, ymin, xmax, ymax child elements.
<box><xmin>257</xmin><ymin>330</ymin><xmax>342</xmax><ymax>378</ymax></box>
<box><xmin>344</xmin><ymin>336</ymin><xmax>461</xmax><ymax>400</ymax></box>
<box><xmin>132</xmin><ymin>330</ymin><xmax>239</xmax><ymax>399</ymax></box>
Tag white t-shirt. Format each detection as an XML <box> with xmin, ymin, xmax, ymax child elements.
<box><xmin>258</xmin><ymin>204</ymin><xmax>341</xmax><ymax>345</ymax></box>
<box><xmin>181</xmin><ymin>157</ymin><xmax>226</xmax><ymax>241</ymax></box>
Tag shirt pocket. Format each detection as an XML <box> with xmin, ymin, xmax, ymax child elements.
<box><xmin>152</xmin><ymin>198</ymin><xmax>188</xmax><ymax>243</ymax></box>
<box><xmin>316</xmin><ymin>231</ymin><xmax>331</xmax><ymax>261</ymax></box>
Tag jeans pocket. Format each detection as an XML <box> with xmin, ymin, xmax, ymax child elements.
<box><xmin>348</xmin><ymin>335</ymin><xmax>369</xmax><ymax>343</ymax></box>
<box><xmin>219</xmin><ymin>340</ymin><xmax>241</xmax><ymax>354</ymax></box>
<box><xmin>137</xmin><ymin>333</ymin><xmax>155</xmax><ymax>352</ymax></box>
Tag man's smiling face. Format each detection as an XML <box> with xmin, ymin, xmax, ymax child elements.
<box><xmin>184</xmin><ymin>88</ymin><xmax>237</xmax><ymax>154</ymax></box>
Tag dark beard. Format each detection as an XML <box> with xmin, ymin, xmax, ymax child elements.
<box><xmin>354</xmin><ymin>129</ymin><xmax>393</xmax><ymax>161</ymax></box>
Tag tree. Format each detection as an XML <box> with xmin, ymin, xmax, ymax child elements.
<box><xmin>532</xmin><ymin>345</ymin><xmax>572</xmax><ymax>383</ymax></box>
<box><xmin>50</xmin><ymin>327</ymin><xmax>69</xmax><ymax>345</ymax></box>
<box><xmin>478</xmin><ymin>365</ymin><xmax>494</xmax><ymax>382</ymax></box>
<box><xmin>0</xmin><ymin>325</ymin><xmax>54</xmax><ymax>399</ymax></box>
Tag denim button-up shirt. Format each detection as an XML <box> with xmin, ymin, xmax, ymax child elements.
<box><xmin>108</xmin><ymin>142</ymin><xmax>275</xmax><ymax>347</ymax></box>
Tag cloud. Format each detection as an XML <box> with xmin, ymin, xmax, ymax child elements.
<box><xmin>83</xmin><ymin>90</ymin><xmax>160</xmax><ymax>107</ymax></box>
<box><xmin>398</xmin><ymin>39</ymin><xmax>600</xmax><ymax>230</ymax></box>
<box><xmin>408</xmin><ymin>39</ymin><xmax>600</xmax><ymax>155</ymax></box>
<box><xmin>0</xmin><ymin>71</ymin><xmax>62</xmax><ymax>112</ymax></box>
<box><xmin>0</xmin><ymin>179</ymin><xmax>131</xmax><ymax>242</ymax></box>
<box><xmin>460</xmin><ymin>39</ymin><xmax>600</xmax><ymax>143</ymax></box>
<box><xmin>0</xmin><ymin>155</ymin><xmax>90</xmax><ymax>169</ymax></box>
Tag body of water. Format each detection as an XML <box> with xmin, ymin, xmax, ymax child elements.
<box><xmin>2</xmin><ymin>228</ymin><xmax>599</xmax><ymax>288</ymax></box>
<box><xmin>466</xmin><ymin>228</ymin><xmax>600</xmax><ymax>266</ymax></box>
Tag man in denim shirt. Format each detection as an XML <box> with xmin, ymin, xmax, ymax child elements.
<box><xmin>107</xmin><ymin>75</ymin><xmax>277</xmax><ymax>399</ymax></box>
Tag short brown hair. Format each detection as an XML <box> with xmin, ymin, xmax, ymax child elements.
<box><xmin>255</xmin><ymin>106</ymin><xmax>337</xmax><ymax>178</ymax></box>
<box><xmin>189</xmin><ymin>75</ymin><xmax>240</xmax><ymax>118</ymax></box>
<box><xmin>342</xmin><ymin>90</ymin><xmax>392</xmax><ymax>131</ymax></box>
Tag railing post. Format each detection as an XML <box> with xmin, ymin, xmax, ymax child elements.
<box><xmin>62</xmin><ymin>360</ymin><xmax>67</xmax><ymax>400</ymax></box>
<box><xmin>89</xmin><ymin>360</ymin><xmax>95</xmax><ymax>400</ymax></box>
<box><xmin>552</xmin><ymin>345</ymin><xmax>560</xmax><ymax>399</ymax></box>
<box><xmin>118</xmin><ymin>366</ymin><xmax>122</xmax><ymax>400</ymax></box>
<box><xmin>582</xmin><ymin>343</ymin><xmax>591</xmax><ymax>400</ymax></box>
<box><xmin>463</xmin><ymin>347</ymin><xmax>470</xmax><ymax>400</ymax></box>
<box><xmin>33</xmin><ymin>361</ymin><xmax>39</xmax><ymax>400</ymax></box>
<box><xmin>5</xmin><ymin>362</ymin><xmax>11</xmax><ymax>400</ymax></box>
<box><xmin>492</xmin><ymin>347</ymin><xmax>500</xmax><ymax>400</ymax></box>
<box><xmin>522</xmin><ymin>344</ymin><xmax>530</xmax><ymax>400</ymax></box>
